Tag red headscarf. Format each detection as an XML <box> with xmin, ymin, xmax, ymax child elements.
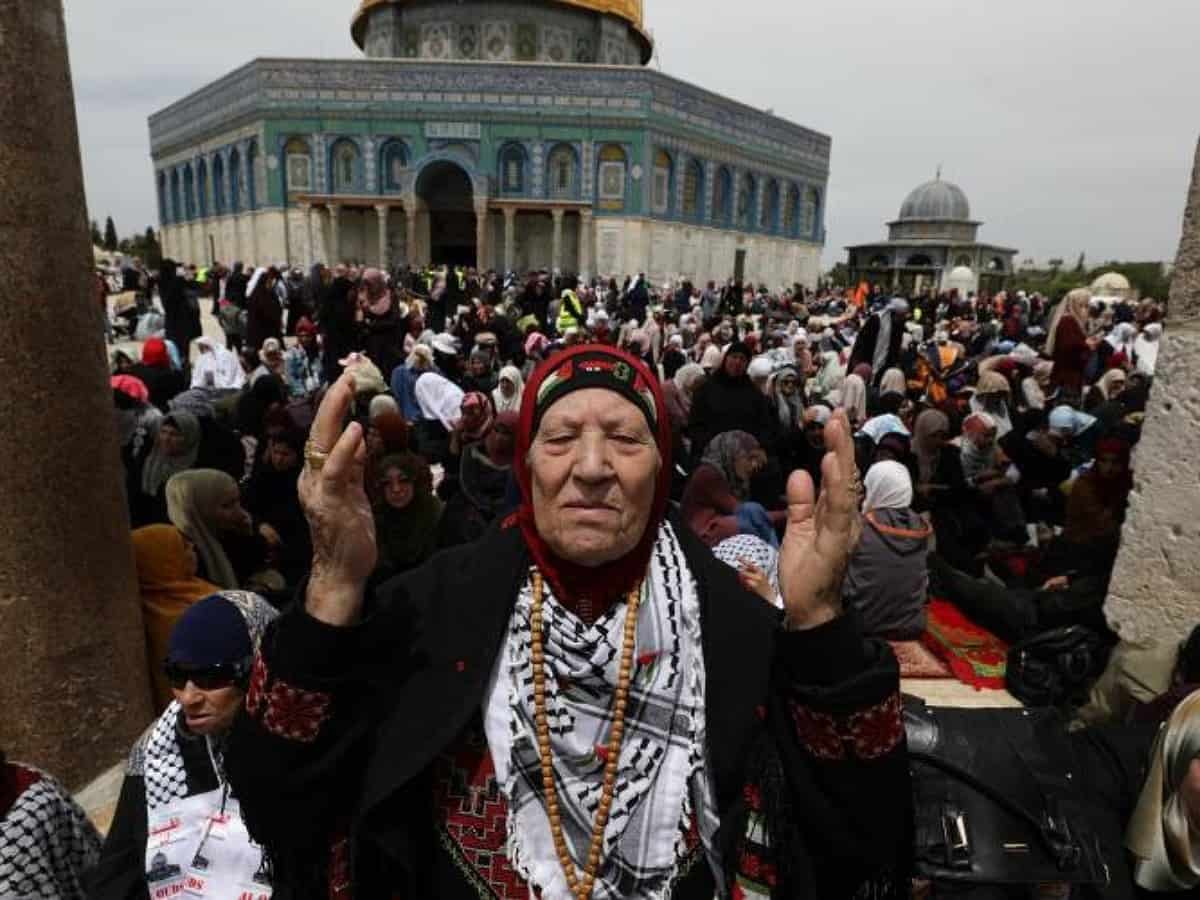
<box><xmin>142</xmin><ymin>337</ymin><xmax>170</xmax><ymax>368</ymax></box>
<box><xmin>513</xmin><ymin>344</ymin><xmax>672</xmax><ymax>621</ymax></box>
<box><xmin>111</xmin><ymin>374</ymin><xmax>150</xmax><ymax>404</ymax></box>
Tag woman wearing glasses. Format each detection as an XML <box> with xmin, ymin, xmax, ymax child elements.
<box><xmin>85</xmin><ymin>591</ymin><xmax>277</xmax><ymax>899</ymax></box>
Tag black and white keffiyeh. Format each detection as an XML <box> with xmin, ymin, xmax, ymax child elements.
<box><xmin>485</xmin><ymin>522</ymin><xmax>722</xmax><ymax>899</ymax></box>
<box><xmin>0</xmin><ymin>765</ymin><xmax>101</xmax><ymax>899</ymax></box>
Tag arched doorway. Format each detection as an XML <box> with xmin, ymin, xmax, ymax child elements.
<box><xmin>417</xmin><ymin>160</ymin><xmax>476</xmax><ymax>266</ymax></box>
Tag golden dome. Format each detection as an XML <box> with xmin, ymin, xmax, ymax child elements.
<box><xmin>352</xmin><ymin>0</ymin><xmax>648</xmax><ymax>55</ymax></box>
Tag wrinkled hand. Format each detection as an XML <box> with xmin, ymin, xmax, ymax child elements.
<box><xmin>299</xmin><ymin>373</ymin><xmax>377</xmax><ymax>626</ymax></box>
<box><xmin>778</xmin><ymin>410</ymin><xmax>862</xmax><ymax>630</ymax></box>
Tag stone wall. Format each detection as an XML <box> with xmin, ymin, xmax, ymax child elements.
<box><xmin>1104</xmin><ymin>136</ymin><xmax>1200</xmax><ymax>644</ymax></box>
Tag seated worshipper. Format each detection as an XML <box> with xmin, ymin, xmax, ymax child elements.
<box><xmin>797</xmin><ymin>404</ymin><xmax>832</xmax><ymax>494</ymax></box>
<box><xmin>372</xmin><ymin>451</ymin><xmax>444</xmax><ymax>581</ymax></box>
<box><xmin>681</xmin><ymin>430</ymin><xmax>787</xmax><ymax>547</ymax></box>
<box><xmin>129</xmin><ymin>336</ymin><xmax>187</xmax><ymax>412</ymax></box>
<box><xmin>438</xmin><ymin>411</ymin><xmax>519</xmax><ymax>548</ymax></box>
<box><xmin>241</xmin><ymin>423</ymin><xmax>312</xmax><ymax>590</ymax></box>
<box><xmin>461</xmin><ymin>347</ymin><xmax>499</xmax><ymax>395</ymax></box>
<box><xmin>838</xmin><ymin>371</ymin><xmax>869</xmax><ymax>428</ymax></box>
<box><xmin>844</xmin><ymin>461</ymin><xmax>931</xmax><ymax>641</ymax></box>
<box><xmin>113</xmin><ymin>374</ymin><xmax>162</xmax><ymax>457</ymax></box>
<box><xmin>878</xmin><ymin>366</ymin><xmax>907</xmax><ymax>401</ymax></box>
<box><xmin>1049</xmin><ymin>403</ymin><xmax>1104</xmax><ymax>469</ymax></box>
<box><xmin>1092</xmin><ymin>321</ymin><xmax>1138</xmax><ymax>379</ymax></box>
<box><xmin>225</xmin><ymin>347</ymin><xmax>910</xmax><ymax>900</ymax></box>
<box><xmin>971</xmin><ymin>370</ymin><xmax>1015</xmax><ymax>438</ymax></box>
<box><xmin>767</xmin><ymin>364</ymin><xmax>806</xmax><ymax>470</ymax></box>
<box><xmin>125</xmin><ymin>411</ymin><xmax>206</xmax><ymax>527</ymax></box>
<box><xmin>1134</xmin><ymin>322</ymin><xmax>1163</xmax><ymax>376</ymax></box>
<box><xmin>998</xmin><ymin>409</ymin><xmax>1074</xmax><ymax>526</ymax></box>
<box><xmin>364</xmin><ymin>411</ymin><xmax>412</xmax><ymax>505</ymax></box>
<box><xmin>191</xmin><ymin>335</ymin><xmax>245</xmax><ymax>391</ymax></box>
<box><xmin>447</xmin><ymin>390</ymin><xmax>495</xmax><ymax>468</ymax></box>
<box><xmin>911</xmin><ymin>409</ymin><xmax>980</xmax><ymax>573</ymax></box>
<box><xmin>391</xmin><ymin>344</ymin><xmax>434</xmax><ymax>422</ymax></box>
<box><xmin>1061</xmin><ymin>436</ymin><xmax>1134</xmax><ymax>558</ymax></box>
<box><xmin>662</xmin><ymin>363</ymin><xmax>705</xmax><ymax>477</ymax></box>
<box><xmin>285</xmin><ymin>316</ymin><xmax>323</xmax><ymax>398</ymax></box>
<box><xmin>711</xmin><ymin>532</ymin><xmax>781</xmax><ymax>606</ymax></box>
<box><xmin>959</xmin><ymin>411</ymin><xmax>1027</xmax><ymax>546</ymax></box>
<box><xmin>0</xmin><ymin>752</ymin><xmax>101</xmax><ymax>900</ymax></box>
<box><xmin>249</xmin><ymin>336</ymin><xmax>287</xmax><ymax>386</ymax></box>
<box><xmin>493</xmin><ymin>364</ymin><xmax>525</xmax><ymax>415</ymax></box>
<box><xmin>86</xmin><ymin>593</ymin><xmax>278</xmax><ymax>900</ymax></box>
<box><xmin>686</xmin><ymin>340</ymin><xmax>775</xmax><ymax>464</ymax></box>
<box><xmin>131</xmin><ymin>524</ymin><xmax>220</xmax><ymax>712</ymax></box>
<box><xmin>748</xmin><ymin>355</ymin><xmax>774</xmax><ymax>395</ymax></box>
<box><xmin>166</xmin><ymin>469</ymin><xmax>274</xmax><ymax>591</ymax></box>
<box><xmin>1086</xmin><ymin>367</ymin><xmax>1129</xmax><ymax>412</ymax></box>
<box><xmin>413</xmin><ymin>368</ymin><xmax>464</xmax><ymax>465</ymax></box>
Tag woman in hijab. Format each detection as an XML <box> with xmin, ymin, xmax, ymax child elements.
<box><xmin>438</xmin><ymin>411</ymin><xmax>520</xmax><ymax>548</ymax></box>
<box><xmin>1062</xmin><ymin>436</ymin><xmax>1134</xmax><ymax>553</ymax></box>
<box><xmin>190</xmin><ymin>336</ymin><xmax>245</xmax><ymax>391</ymax></box>
<box><xmin>241</xmin><ymin>422</ymin><xmax>311</xmax><ymax>590</ymax></box>
<box><xmin>839</xmin><ymin>372</ymin><xmax>868</xmax><ymax>427</ymax></box>
<box><xmin>245</xmin><ymin>267</ymin><xmax>283</xmax><ymax>354</ymax></box>
<box><xmin>492</xmin><ymin>365</ymin><xmax>525</xmax><ymax>415</ymax></box>
<box><xmin>130</xmin><ymin>336</ymin><xmax>187</xmax><ymax>412</ymax></box>
<box><xmin>662</xmin><ymin>363</ymin><xmax>705</xmax><ymax>484</ymax></box>
<box><xmin>462</xmin><ymin>347</ymin><xmax>499</xmax><ymax>395</ymax></box>
<box><xmin>373</xmin><ymin>452</ymin><xmax>444</xmax><ymax>580</ymax></box>
<box><xmin>960</xmin><ymin>411</ymin><xmax>1027</xmax><ymax>545</ymax></box>
<box><xmin>1135</xmin><ymin>322</ymin><xmax>1163</xmax><ymax>376</ymax></box>
<box><xmin>131</xmin><ymin>524</ymin><xmax>219</xmax><ymax>712</ymax></box>
<box><xmin>844</xmin><ymin>460</ymin><xmax>931</xmax><ymax>640</ymax></box>
<box><xmin>166</xmin><ymin>469</ymin><xmax>263</xmax><ymax>590</ymax></box>
<box><xmin>681</xmin><ymin>430</ymin><xmax>786</xmax><ymax>547</ymax></box>
<box><xmin>1047</xmin><ymin>288</ymin><xmax>1093</xmax><ymax>397</ymax></box>
<box><xmin>1098</xmin><ymin>322</ymin><xmax>1138</xmax><ymax>374</ymax></box>
<box><xmin>1049</xmin><ymin>404</ymin><xmax>1104</xmax><ymax>467</ymax></box>
<box><xmin>127</xmin><ymin>411</ymin><xmax>203</xmax><ymax>527</ymax></box>
<box><xmin>971</xmin><ymin>370</ymin><xmax>1015</xmax><ymax>439</ymax></box>
<box><xmin>113</xmin><ymin>374</ymin><xmax>162</xmax><ymax>458</ymax></box>
<box><xmin>878</xmin><ymin>367</ymin><xmax>907</xmax><ymax>398</ymax></box>
<box><xmin>87</xmin><ymin>592</ymin><xmax>278</xmax><ymax>899</ymax></box>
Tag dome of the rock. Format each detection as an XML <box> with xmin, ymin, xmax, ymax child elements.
<box><xmin>898</xmin><ymin>178</ymin><xmax>971</xmax><ymax>222</ymax></box>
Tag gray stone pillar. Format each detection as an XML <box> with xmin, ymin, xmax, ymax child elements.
<box><xmin>551</xmin><ymin>208</ymin><xmax>565</xmax><ymax>274</ymax></box>
<box><xmin>405</xmin><ymin>206</ymin><xmax>418</xmax><ymax>267</ymax></box>
<box><xmin>327</xmin><ymin>202</ymin><xmax>342</xmax><ymax>264</ymax></box>
<box><xmin>307</xmin><ymin>203</ymin><xmax>321</xmax><ymax>265</ymax></box>
<box><xmin>0</xmin><ymin>0</ymin><xmax>152</xmax><ymax>787</ymax></box>
<box><xmin>1104</xmin><ymin>136</ymin><xmax>1200</xmax><ymax>644</ymax></box>
<box><xmin>578</xmin><ymin>208</ymin><xmax>593</xmax><ymax>280</ymax></box>
<box><xmin>503</xmin><ymin>207</ymin><xmax>517</xmax><ymax>273</ymax></box>
<box><xmin>375</xmin><ymin>203</ymin><xmax>390</xmax><ymax>270</ymax></box>
<box><xmin>474</xmin><ymin>199</ymin><xmax>489</xmax><ymax>271</ymax></box>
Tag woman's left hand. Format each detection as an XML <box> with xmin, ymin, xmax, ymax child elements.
<box><xmin>777</xmin><ymin>409</ymin><xmax>862</xmax><ymax>630</ymax></box>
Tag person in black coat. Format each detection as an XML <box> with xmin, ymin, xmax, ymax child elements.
<box><xmin>848</xmin><ymin>299</ymin><xmax>909</xmax><ymax>387</ymax></box>
<box><xmin>686</xmin><ymin>340</ymin><xmax>776</xmax><ymax>464</ymax></box>
<box><xmin>158</xmin><ymin>259</ymin><xmax>201</xmax><ymax>365</ymax></box>
<box><xmin>319</xmin><ymin>268</ymin><xmax>358</xmax><ymax>385</ymax></box>
<box><xmin>226</xmin><ymin>349</ymin><xmax>911</xmax><ymax>900</ymax></box>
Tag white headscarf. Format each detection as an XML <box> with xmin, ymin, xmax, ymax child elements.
<box><xmin>1105</xmin><ymin>322</ymin><xmax>1137</xmax><ymax>356</ymax></box>
<box><xmin>863</xmin><ymin>460</ymin><xmax>913</xmax><ymax>511</ymax></box>
<box><xmin>840</xmin><ymin>373</ymin><xmax>868</xmax><ymax>424</ymax></box>
<box><xmin>1127</xmin><ymin>689</ymin><xmax>1200</xmax><ymax>891</ymax></box>
<box><xmin>190</xmin><ymin>336</ymin><xmax>245</xmax><ymax>390</ymax></box>
<box><xmin>245</xmin><ymin>266</ymin><xmax>268</xmax><ymax>299</ymax></box>
<box><xmin>1135</xmin><ymin>323</ymin><xmax>1163</xmax><ymax>376</ymax></box>
<box><xmin>414</xmin><ymin>371</ymin><xmax>465</xmax><ymax>429</ymax></box>
<box><xmin>493</xmin><ymin>365</ymin><xmax>525</xmax><ymax>414</ymax></box>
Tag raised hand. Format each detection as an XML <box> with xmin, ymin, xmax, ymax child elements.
<box><xmin>777</xmin><ymin>409</ymin><xmax>862</xmax><ymax>630</ymax></box>
<box><xmin>299</xmin><ymin>373</ymin><xmax>377</xmax><ymax>626</ymax></box>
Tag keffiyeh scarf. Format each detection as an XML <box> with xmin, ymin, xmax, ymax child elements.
<box><xmin>485</xmin><ymin>523</ymin><xmax>721</xmax><ymax>899</ymax></box>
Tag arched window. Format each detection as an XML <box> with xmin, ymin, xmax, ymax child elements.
<box><xmin>547</xmin><ymin>143</ymin><xmax>578</xmax><ymax>199</ymax></box>
<box><xmin>229</xmin><ymin>148</ymin><xmax>242</xmax><ymax>214</ymax></box>
<box><xmin>651</xmin><ymin>149</ymin><xmax>672</xmax><ymax>215</ymax></box>
<box><xmin>682</xmin><ymin>159</ymin><xmax>703</xmax><ymax>220</ymax></box>
<box><xmin>197</xmin><ymin>160</ymin><xmax>208</xmax><ymax>218</ymax></box>
<box><xmin>802</xmin><ymin>187</ymin><xmax>820</xmax><ymax>239</ymax></box>
<box><xmin>284</xmin><ymin>137</ymin><xmax>312</xmax><ymax>192</ymax></box>
<box><xmin>157</xmin><ymin>172</ymin><xmax>168</xmax><ymax>225</ymax></box>
<box><xmin>246</xmin><ymin>142</ymin><xmax>258</xmax><ymax>210</ymax></box>
<box><xmin>906</xmin><ymin>254</ymin><xmax>934</xmax><ymax>267</ymax></box>
<box><xmin>782</xmin><ymin>184</ymin><xmax>799</xmax><ymax>236</ymax></box>
<box><xmin>499</xmin><ymin>143</ymin><xmax>527</xmax><ymax>195</ymax></box>
<box><xmin>213</xmin><ymin>155</ymin><xmax>226</xmax><ymax>215</ymax></box>
<box><xmin>380</xmin><ymin>140</ymin><xmax>409</xmax><ymax>192</ymax></box>
<box><xmin>597</xmin><ymin>144</ymin><xmax>626</xmax><ymax>211</ymax></box>
<box><xmin>330</xmin><ymin>139</ymin><xmax>361</xmax><ymax>193</ymax></box>
<box><xmin>183</xmin><ymin>164</ymin><xmax>195</xmax><ymax>221</ymax></box>
<box><xmin>869</xmin><ymin>254</ymin><xmax>890</xmax><ymax>268</ymax></box>
<box><xmin>170</xmin><ymin>170</ymin><xmax>181</xmax><ymax>224</ymax></box>
<box><xmin>713</xmin><ymin>166</ymin><xmax>732</xmax><ymax>226</ymax></box>
<box><xmin>737</xmin><ymin>173</ymin><xmax>756</xmax><ymax>229</ymax></box>
<box><xmin>761</xmin><ymin>180</ymin><xmax>779</xmax><ymax>233</ymax></box>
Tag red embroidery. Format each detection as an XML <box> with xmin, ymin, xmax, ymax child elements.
<box><xmin>788</xmin><ymin>692</ymin><xmax>904</xmax><ymax>762</ymax></box>
<box><xmin>245</xmin><ymin>653</ymin><xmax>268</xmax><ymax>717</ymax></box>
<box><xmin>743</xmin><ymin>783</ymin><xmax>762</xmax><ymax>811</ymax></box>
<box><xmin>328</xmin><ymin>833</ymin><xmax>351</xmax><ymax>900</ymax></box>
<box><xmin>432</xmin><ymin>730</ymin><xmax>527</xmax><ymax>900</ymax></box>
<box><xmin>262</xmin><ymin>680</ymin><xmax>332</xmax><ymax>743</ymax></box>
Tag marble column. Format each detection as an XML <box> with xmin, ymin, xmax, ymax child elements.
<box><xmin>0</xmin><ymin>0</ymin><xmax>152</xmax><ymax>787</ymax></box>
<box><xmin>405</xmin><ymin>203</ymin><xmax>419</xmax><ymax>267</ymax></box>
<box><xmin>474</xmin><ymin>199</ymin><xmax>490</xmax><ymax>271</ymax></box>
<box><xmin>297</xmin><ymin>202</ymin><xmax>312</xmax><ymax>266</ymax></box>
<box><xmin>551</xmin><ymin>208</ymin><xmax>565</xmax><ymax>274</ymax></box>
<box><xmin>578</xmin><ymin>208</ymin><xmax>594</xmax><ymax>280</ymax></box>
<box><xmin>326</xmin><ymin>203</ymin><xmax>342</xmax><ymax>264</ymax></box>
<box><xmin>375</xmin><ymin>204</ymin><xmax>390</xmax><ymax>270</ymax></box>
<box><xmin>1104</xmin><ymin>137</ymin><xmax>1200</xmax><ymax>644</ymax></box>
<box><xmin>307</xmin><ymin>203</ymin><xmax>322</xmax><ymax>264</ymax></box>
<box><xmin>503</xmin><ymin>207</ymin><xmax>517</xmax><ymax>274</ymax></box>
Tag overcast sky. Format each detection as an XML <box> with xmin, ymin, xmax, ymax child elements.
<box><xmin>64</xmin><ymin>0</ymin><xmax>1198</xmax><ymax>268</ymax></box>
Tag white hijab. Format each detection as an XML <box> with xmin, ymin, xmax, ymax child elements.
<box><xmin>863</xmin><ymin>460</ymin><xmax>914</xmax><ymax>511</ymax></box>
<box><xmin>190</xmin><ymin>337</ymin><xmax>245</xmax><ymax>390</ymax></box>
<box><xmin>492</xmin><ymin>365</ymin><xmax>525</xmax><ymax>414</ymax></box>
<box><xmin>414</xmin><ymin>371</ymin><xmax>465</xmax><ymax>429</ymax></box>
<box><xmin>840</xmin><ymin>373</ymin><xmax>868</xmax><ymax>425</ymax></box>
<box><xmin>1135</xmin><ymin>323</ymin><xmax>1163</xmax><ymax>376</ymax></box>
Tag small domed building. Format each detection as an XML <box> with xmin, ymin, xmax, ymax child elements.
<box><xmin>1090</xmin><ymin>271</ymin><xmax>1134</xmax><ymax>300</ymax></box>
<box><xmin>845</xmin><ymin>175</ymin><xmax>1017</xmax><ymax>296</ymax></box>
<box><xmin>149</xmin><ymin>0</ymin><xmax>830</xmax><ymax>287</ymax></box>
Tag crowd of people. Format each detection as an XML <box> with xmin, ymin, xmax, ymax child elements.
<box><xmin>3</xmin><ymin>256</ymin><xmax>1195</xmax><ymax>900</ymax></box>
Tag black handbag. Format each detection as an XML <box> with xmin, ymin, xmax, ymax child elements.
<box><xmin>1006</xmin><ymin>625</ymin><xmax>1110</xmax><ymax>708</ymax></box>
<box><xmin>906</xmin><ymin>699</ymin><xmax>1109</xmax><ymax>887</ymax></box>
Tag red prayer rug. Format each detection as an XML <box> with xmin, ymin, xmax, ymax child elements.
<box><xmin>920</xmin><ymin>598</ymin><xmax>1009</xmax><ymax>690</ymax></box>
<box><xmin>888</xmin><ymin>639</ymin><xmax>953</xmax><ymax>679</ymax></box>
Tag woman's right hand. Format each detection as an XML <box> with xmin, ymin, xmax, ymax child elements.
<box><xmin>299</xmin><ymin>374</ymin><xmax>377</xmax><ymax>626</ymax></box>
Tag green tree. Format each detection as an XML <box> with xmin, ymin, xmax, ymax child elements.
<box><xmin>103</xmin><ymin>216</ymin><xmax>119</xmax><ymax>251</ymax></box>
<box><xmin>90</xmin><ymin>219</ymin><xmax>103</xmax><ymax>246</ymax></box>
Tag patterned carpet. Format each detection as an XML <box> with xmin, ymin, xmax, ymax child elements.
<box><xmin>889</xmin><ymin>639</ymin><xmax>953</xmax><ymax>679</ymax></box>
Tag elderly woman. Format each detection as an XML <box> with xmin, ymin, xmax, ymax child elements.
<box><xmin>87</xmin><ymin>592</ymin><xmax>278</xmax><ymax>899</ymax></box>
<box><xmin>226</xmin><ymin>346</ymin><xmax>910</xmax><ymax>899</ymax></box>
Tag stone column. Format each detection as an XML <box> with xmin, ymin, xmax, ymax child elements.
<box><xmin>503</xmin><ymin>207</ymin><xmax>517</xmax><ymax>273</ymax></box>
<box><xmin>474</xmin><ymin>199</ymin><xmax>490</xmax><ymax>271</ymax></box>
<box><xmin>307</xmin><ymin>203</ymin><xmax>322</xmax><ymax>265</ymax></box>
<box><xmin>297</xmin><ymin>202</ymin><xmax>312</xmax><ymax>265</ymax></box>
<box><xmin>1104</xmin><ymin>137</ymin><xmax>1200</xmax><ymax>644</ymax></box>
<box><xmin>404</xmin><ymin>201</ymin><xmax>419</xmax><ymax>268</ymax></box>
<box><xmin>578</xmin><ymin>208</ymin><xmax>593</xmax><ymax>280</ymax></box>
<box><xmin>326</xmin><ymin>202</ymin><xmax>342</xmax><ymax>264</ymax></box>
<box><xmin>551</xmin><ymin>208</ymin><xmax>565</xmax><ymax>274</ymax></box>
<box><xmin>0</xmin><ymin>0</ymin><xmax>152</xmax><ymax>787</ymax></box>
<box><xmin>375</xmin><ymin>204</ymin><xmax>390</xmax><ymax>270</ymax></box>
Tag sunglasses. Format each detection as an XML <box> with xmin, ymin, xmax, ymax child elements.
<box><xmin>163</xmin><ymin>661</ymin><xmax>247</xmax><ymax>691</ymax></box>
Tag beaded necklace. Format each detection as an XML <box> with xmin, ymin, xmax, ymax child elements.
<box><xmin>529</xmin><ymin>570</ymin><xmax>642</xmax><ymax>900</ymax></box>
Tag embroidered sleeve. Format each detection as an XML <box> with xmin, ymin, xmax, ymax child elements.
<box><xmin>244</xmin><ymin>651</ymin><xmax>333</xmax><ymax>744</ymax></box>
<box><xmin>787</xmin><ymin>692</ymin><xmax>903</xmax><ymax>761</ymax></box>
